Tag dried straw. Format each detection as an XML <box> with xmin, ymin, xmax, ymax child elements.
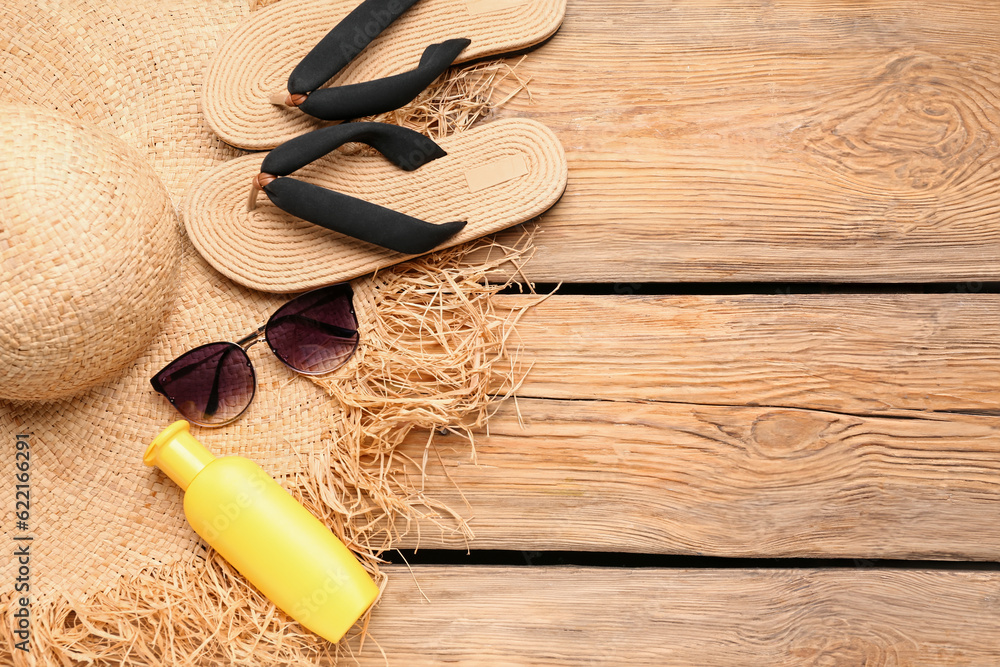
<box><xmin>0</xmin><ymin>233</ymin><xmax>537</xmax><ymax>667</ymax></box>
<box><xmin>1</xmin><ymin>551</ymin><xmax>343</xmax><ymax>666</ymax></box>
<box><xmin>361</xmin><ymin>58</ymin><xmax>532</xmax><ymax>140</ymax></box>
<box><xmin>300</xmin><ymin>232</ymin><xmax>539</xmax><ymax>559</ymax></box>
<box><xmin>1</xmin><ymin>53</ymin><xmax>542</xmax><ymax>666</ymax></box>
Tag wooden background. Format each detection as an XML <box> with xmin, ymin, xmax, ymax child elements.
<box><xmin>349</xmin><ymin>0</ymin><xmax>1000</xmax><ymax>663</ymax></box>
<box><xmin>476</xmin><ymin>0</ymin><xmax>1000</xmax><ymax>283</ymax></box>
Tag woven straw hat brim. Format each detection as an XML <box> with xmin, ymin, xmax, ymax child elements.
<box><xmin>0</xmin><ymin>0</ymin><xmax>246</xmax><ymax>198</ymax></box>
<box><xmin>182</xmin><ymin>117</ymin><xmax>567</xmax><ymax>293</ymax></box>
<box><xmin>0</xmin><ymin>104</ymin><xmax>181</xmax><ymax>402</ymax></box>
<box><xmin>202</xmin><ymin>0</ymin><xmax>567</xmax><ymax>150</ymax></box>
<box><xmin>0</xmin><ymin>0</ymin><xmax>354</xmax><ymax>599</ymax></box>
<box><xmin>0</xmin><ymin>241</ymin><xmax>348</xmax><ymax>597</ymax></box>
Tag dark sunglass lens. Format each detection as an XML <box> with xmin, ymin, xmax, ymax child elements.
<box><xmin>265</xmin><ymin>284</ymin><xmax>359</xmax><ymax>375</ymax></box>
<box><xmin>151</xmin><ymin>342</ymin><xmax>255</xmax><ymax>426</ymax></box>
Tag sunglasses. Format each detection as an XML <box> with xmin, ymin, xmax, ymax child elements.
<box><xmin>151</xmin><ymin>283</ymin><xmax>358</xmax><ymax>427</ymax></box>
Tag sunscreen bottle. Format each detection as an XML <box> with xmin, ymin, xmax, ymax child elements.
<box><xmin>144</xmin><ymin>420</ymin><xmax>379</xmax><ymax>643</ymax></box>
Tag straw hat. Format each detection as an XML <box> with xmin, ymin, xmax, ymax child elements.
<box><xmin>0</xmin><ymin>0</ymin><xmax>520</xmax><ymax>663</ymax></box>
<box><xmin>0</xmin><ymin>104</ymin><xmax>181</xmax><ymax>402</ymax></box>
<box><xmin>0</xmin><ymin>0</ymin><xmax>342</xmax><ymax>656</ymax></box>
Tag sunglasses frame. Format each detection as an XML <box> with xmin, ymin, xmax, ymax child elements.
<box><xmin>151</xmin><ymin>283</ymin><xmax>358</xmax><ymax>427</ymax></box>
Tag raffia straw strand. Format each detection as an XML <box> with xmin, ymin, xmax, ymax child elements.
<box><xmin>300</xmin><ymin>232</ymin><xmax>542</xmax><ymax>564</ymax></box>
<box><xmin>0</xmin><ymin>15</ymin><xmax>548</xmax><ymax>667</ymax></box>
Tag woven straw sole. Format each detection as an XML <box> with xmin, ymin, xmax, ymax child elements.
<box><xmin>182</xmin><ymin>117</ymin><xmax>566</xmax><ymax>292</ymax></box>
<box><xmin>203</xmin><ymin>0</ymin><xmax>566</xmax><ymax>150</ymax></box>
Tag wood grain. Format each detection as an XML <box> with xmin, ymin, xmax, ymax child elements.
<box><xmin>477</xmin><ymin>0</ymin><xmax>1000</xmax><ymax>282</ymax></box>
<box><xmin>499</xmin><ymin>293</ymin><xmax>1000</xmax><ymax>414</ymax></box>
<box><xmin>394</xmin><ymin>398</ymin><xmax>1000</xmax><ymax>559</ymax></box>
<box><xmin>344</xmin><ymin>566</ymin><xmax>1000</xmax><ymax>665</ymax></box>
<box><xmin>373</xmin><ymin>294</ymin><xmax>1000</xmax><ymax>558</ymax></box>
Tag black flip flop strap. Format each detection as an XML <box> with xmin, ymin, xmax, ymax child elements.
<box><xmin>259</xmin><ymin>123</ymin><xmax>466</xmax><ymax>254</ymax></box>
<box><xmin>288</xmin><ymin>0</ymin><xmax>422</xmax><ymax>93</ymax></box>
<box><xmin>298</xmin><ymin>39</ymin><xmax>470</xmax><ymax>121</ymax></box>
<box><xmin>263</xmin><ymin>120</ymin><xmax>439</xmax><ymax>173</ymax></box>
<box><xmin>285</xmin><ymin>0</ymin><xmax>469</xmax><ymax>121</ymax></box>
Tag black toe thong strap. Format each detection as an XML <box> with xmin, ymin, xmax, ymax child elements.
<box><xmin>253</xmin><ymin>122</ymin><xmax>467</xmax><ymax>255</ymax></box>
<box><xmin>298</xmin><ymin>39</ymin><xmax>471</xmax><ymax>121</ymax></box>
<box><xmin>283</xmin><ymin>0</ymin><xmax>469</xmax><ymax>121</ymax></box>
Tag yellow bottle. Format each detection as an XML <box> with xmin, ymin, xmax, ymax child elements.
<box><xmin>144</xmin><ymin>421</ymin><xmax>379</xmax><ymax>643</ymax></box>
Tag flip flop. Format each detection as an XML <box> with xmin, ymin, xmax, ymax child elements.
<box><xmin>182</xmin><ymin>118</ymin><xmax>567</xmax><ymax>293</ymax></box>
<box><xmin>203</xmin><ymin>0</ymin><xmax>567</xmax><ymax>150</ymax></box>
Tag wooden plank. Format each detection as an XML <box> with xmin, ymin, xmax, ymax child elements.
<box><xmin>378</xmin><ymin>294</ymin><xmax>1000</xmax><ymax>558</ymax></box>
<box><xmin>344</xmin><ymin>566</ymin><xmax>1000</xmax><ymax>665</ymax></box>
<box><xmin>395</xmin><ymin>398</ymin><xmax>1000</xmax><ymax>559</ymax></box>
<box><xmin>500</xmin><ymin>294</ymin><xmax>1000</xmax><ymax>414</ymax></box>
<box><xmin>480</xmin><ymin>0</ymin><xmax>1000</xmax><ymax>282</ymax></box>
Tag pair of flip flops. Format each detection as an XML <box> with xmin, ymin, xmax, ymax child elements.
<box><xmin>185</xmin><ymin>0</ymin><xmax>568</xmax><ymax>293</ymax></box>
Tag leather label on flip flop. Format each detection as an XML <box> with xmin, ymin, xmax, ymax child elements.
<box><xmin>465</xmin><ymin>154</ymin><xmax>529</xmax><ymax>193</ymax></box>
<box><xmin>466</xmin><ymin>0</ymin><xmax>527</xmax><ymax>16</ymax></box>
